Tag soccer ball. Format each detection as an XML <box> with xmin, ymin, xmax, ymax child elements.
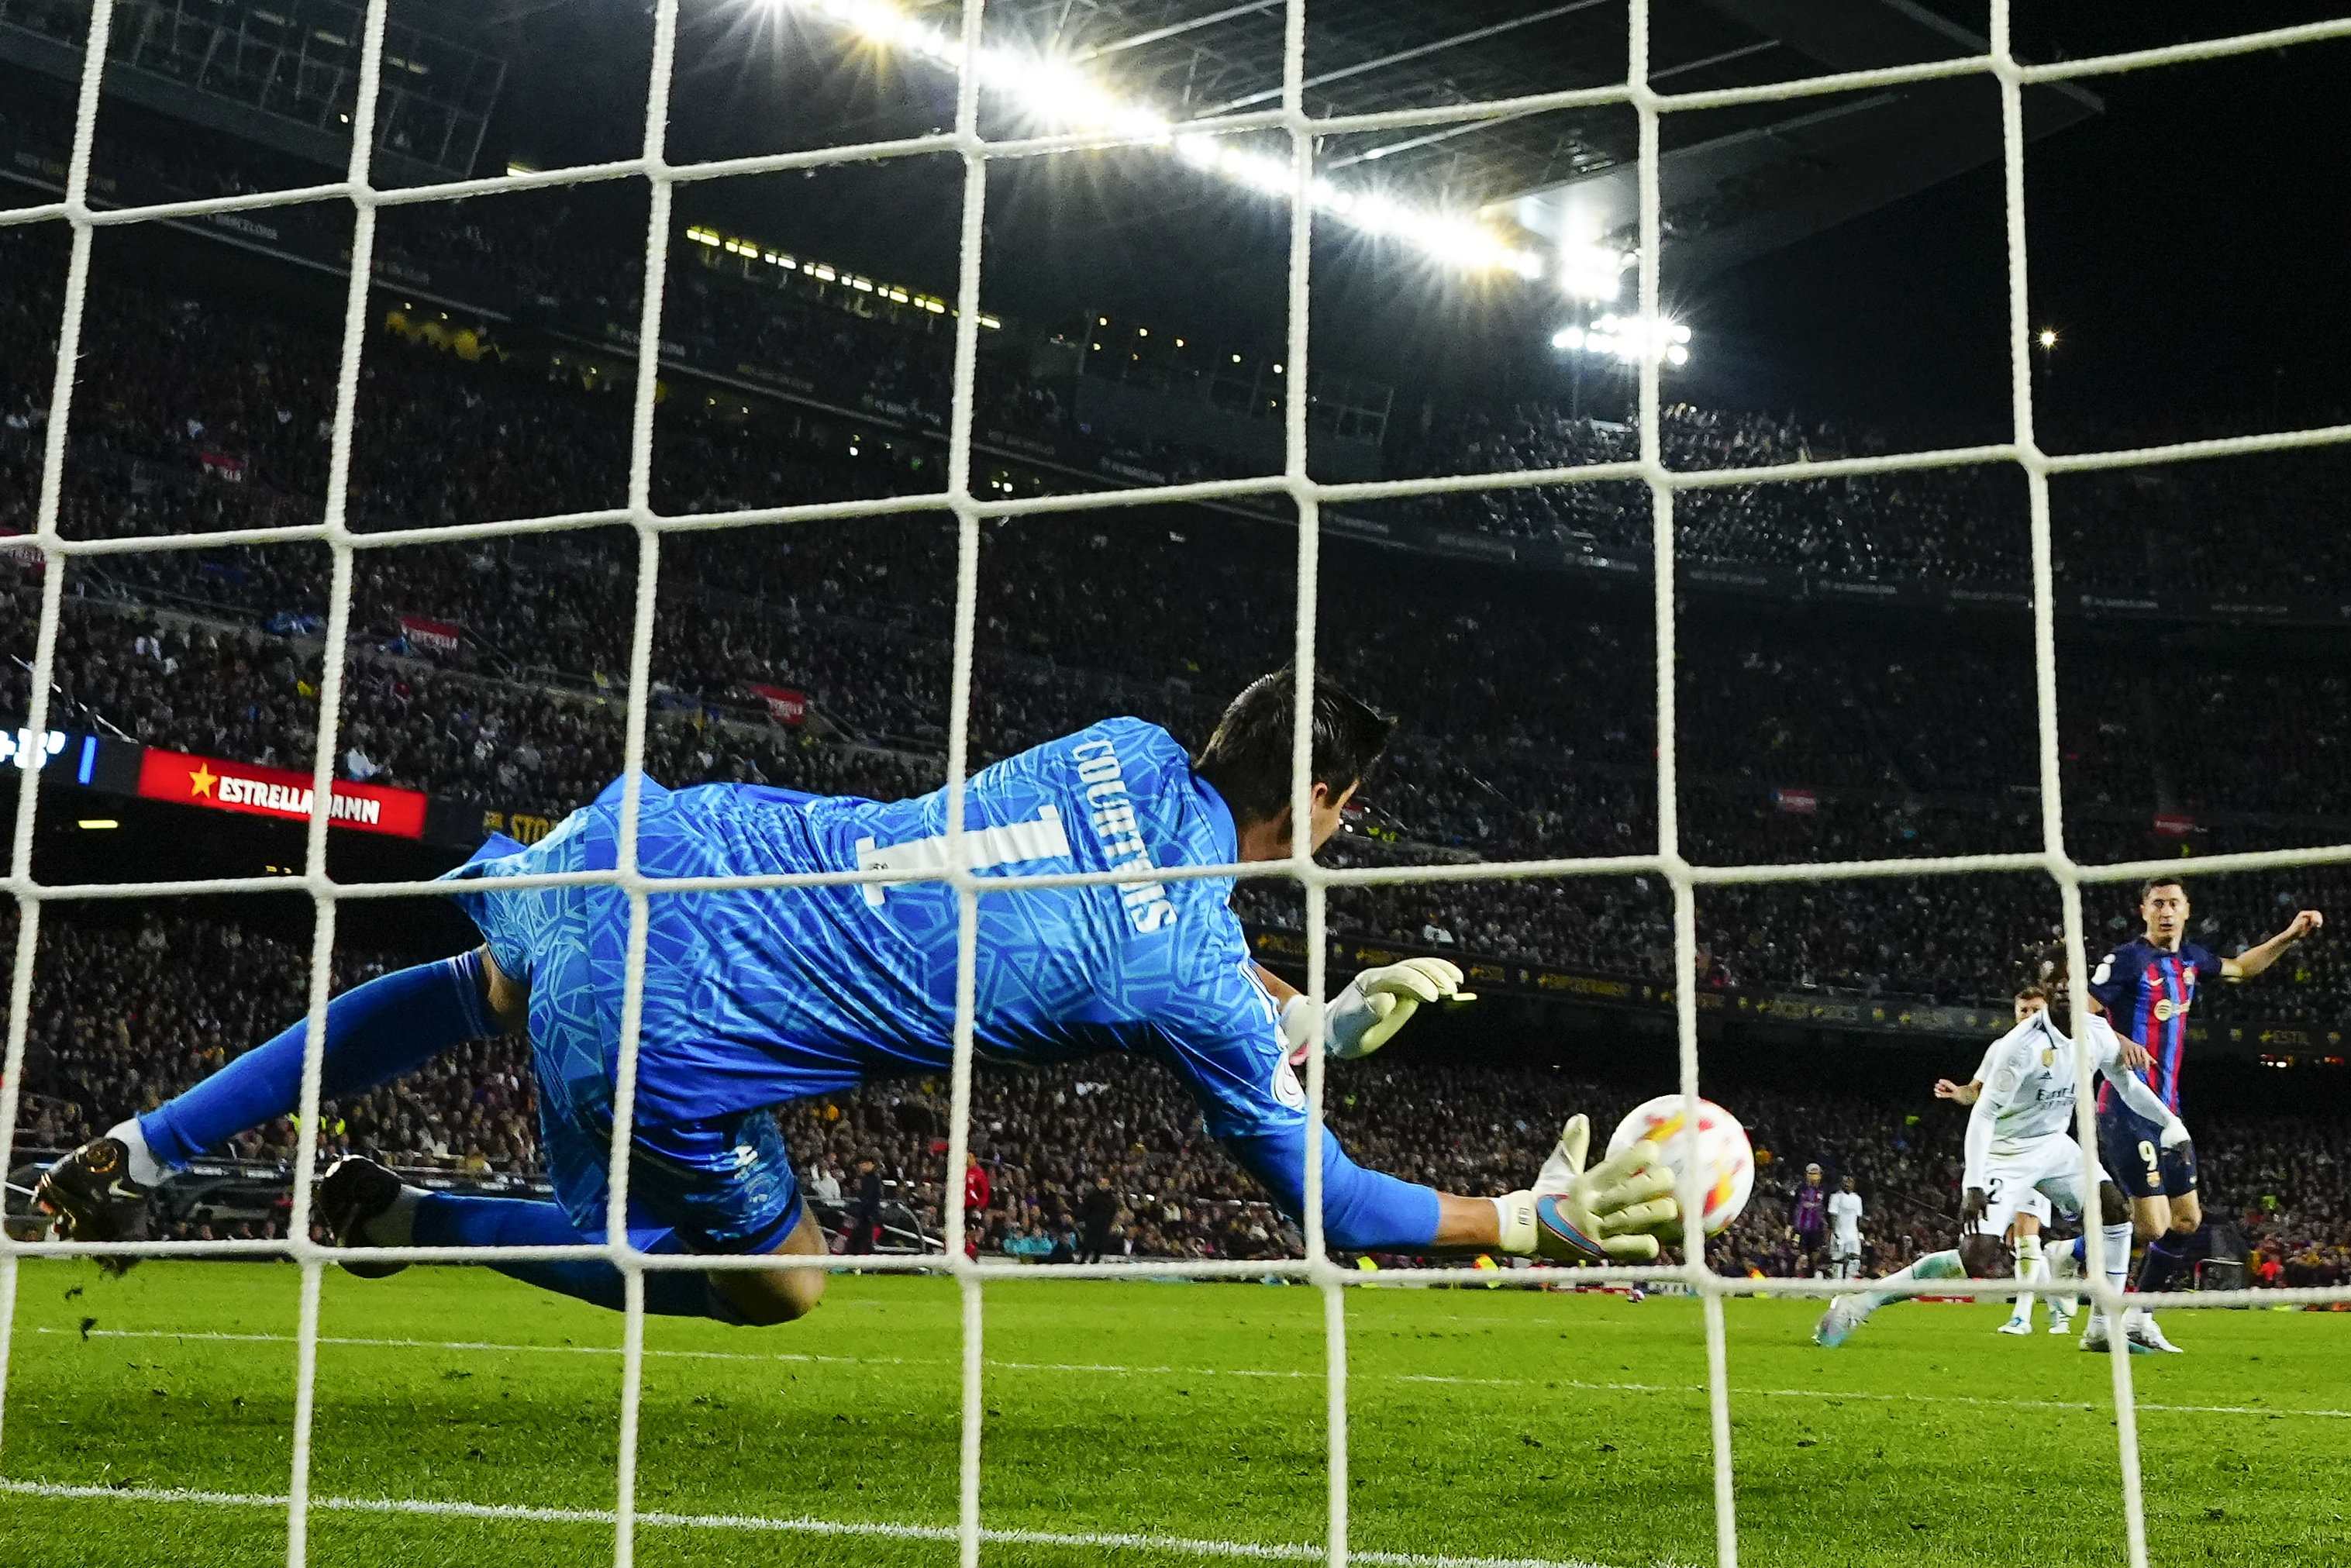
<box><xmin>1605</xmin><ymin>1095</ymin><xmax>1754</xmax><ymax>1240</ymax></box>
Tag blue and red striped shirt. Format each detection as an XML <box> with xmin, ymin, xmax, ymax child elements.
<box><xmin>2087</xmin><ymin>937</ymin><xmax>2221</xmax><ymax>1115</ymax></box>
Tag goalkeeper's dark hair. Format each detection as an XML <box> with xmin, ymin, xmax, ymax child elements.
<box><xmin>1193</xmin><ymin>667</ymin><xmax>1396</xmax><ymax>826</ymax></box>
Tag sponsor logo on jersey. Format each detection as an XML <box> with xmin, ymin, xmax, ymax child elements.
<box><xmin>2152</xmin><ymin>998</ymin><xmax>2188</xmax><ymax>1022</ymax></box>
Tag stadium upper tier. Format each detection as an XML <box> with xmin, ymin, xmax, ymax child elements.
<box><xmin>5</xmin><ymin>93</ymin><xmax>2351</xmax><ymax>606</ymax></box>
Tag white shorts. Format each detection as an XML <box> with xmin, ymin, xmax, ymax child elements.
<box><xmin>1980</xmin><ymin>1135</ymin><xmax>2106</xmax><ymax>1237</ymax></box>
<box><xmin>1829</xmin><ymin>1232</ymin><xmax>1861</xmax><ymax>1260</ymax></box>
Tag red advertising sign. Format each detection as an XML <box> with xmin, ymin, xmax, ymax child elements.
<box><xmin>136</xmin><ymin>750</ymin><xmax>428</xmax><ymax>839</ymax></box>
<box><xmin>2153</xmin><ymin>812</ymin><xmax>2196</xmax><ymax>838</ymax></box>
<box><xmin>750</xmin><ymin>683</ymin><xmax>808</xmax><ymax>725</ymax></box>
<box><xmin>198</xmin><ymin>451</ymin><xmax>246</xmax><ymax>483</ymax></box>
<box><xmin>396</xmin><ymin>613</ymin><xmax>463</xmax><ymax>653</ymax></box>
<box><xmin>1770</xmin><ymin>787</ymin><xmax>1819</xmax><ymax>815</ymax></box>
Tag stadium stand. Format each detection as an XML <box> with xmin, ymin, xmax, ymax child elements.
<box><xmin>5</xmin><ymin>86</ymin><xmax>2349</xmax><ymax>1283</ymax></box>
<box><xmin>8</xmin><ymin>903</ymin><xmax>2346</xmax><ymax>1284</ymax></box>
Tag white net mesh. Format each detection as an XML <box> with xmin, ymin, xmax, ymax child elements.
<box><xmin>6</xmin><ymin>5</ymin><xmax>2351</xmax><ymax>1566</ymax></box>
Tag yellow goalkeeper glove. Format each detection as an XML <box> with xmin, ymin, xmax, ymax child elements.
<box><xmin>1493</xmin><ymin>1114</ymin><xmax>1680</xmax><ymax>1264</ymax></box>
<box><xmin>1281</xmin><ymin>957</ymin><xmax>1471</xmax><ymax>1064</ymax></box>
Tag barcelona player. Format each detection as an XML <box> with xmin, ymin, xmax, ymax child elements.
<box><xmin>2088</xmin><ymin>877</ymin><xmax>2322</xmax><ymax>1352</ymax></box>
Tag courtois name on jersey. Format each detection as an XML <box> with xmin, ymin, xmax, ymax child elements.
<box><xmin>450</xmin><ymin>716</ymin><xmax>1445</xmax><ymax>1249</ymax></box>
<box><xmin>453</xmin><ymin>718</ymin><xmax>1294</xmax><ymax>1128</ymax></box>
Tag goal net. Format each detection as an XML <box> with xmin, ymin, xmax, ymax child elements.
<box><xmin>5</xmin><ymin>5</ymin><xmax>2351</xmax><ymax>1567</ymax></box>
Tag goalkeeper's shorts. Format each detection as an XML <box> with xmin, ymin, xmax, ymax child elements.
<box><xmin>442</xmin><ymin>802</ymin><xmax>805</xmax><ymax>1257</ymax></box>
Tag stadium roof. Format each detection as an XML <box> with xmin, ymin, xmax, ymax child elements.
<box><xmin>977</xmin><ymin>0</ymin><xmax>2101</xmax><ymax>284</ymax></box>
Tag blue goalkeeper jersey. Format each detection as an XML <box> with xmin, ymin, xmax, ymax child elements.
<box><xmin>444</xmin><ymin>717</ymin><xmax>1438</xmax><ymax>1247</ymax></box>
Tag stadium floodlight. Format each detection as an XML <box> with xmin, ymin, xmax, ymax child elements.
<box><xmin>1556</xmin><ymin>240</ymin><xmax>1633</xmax><ymax>303</ymax></box>
<box><xmin>1557</xmin><ymin>311</ymin><xmax>1693</xmax><ymax>367</ymax></box>
<box><xmin>776</xmin><ymin>0</ymin><xmax>1546</xmax><ymax>281</ymax></box>
<box><xmin>2039</xmin><ymin>327</ymin><xmax>2060</xmax><ymax>348</ymax></box>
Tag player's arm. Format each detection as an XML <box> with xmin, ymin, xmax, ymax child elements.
<box><xmin>1218</xmin><ymin>1112</ymin><xmax>1677</xmax><ymax>1260</ymax></box>
<box><xmin>1274</xmin><ymin>956</ymin><xmax>1471</xmax><ymax>1065</ymax></box>
<box><xmin>2084</xmin><ymin>1015</ymin><xmax>2191</xmax><ymax>1146</ymax></box>
<box><xmin>1150</xmin><ymin>970</ymin><xmax>1673</xmax><ymax>1261</ymax></box>
<box><xmin>2222</xmin><ymin>910</ymin><xmax>2324</xmax><ymax>980</ymax></box>
<box><xmin>2081</xmin><ymin>952</ymin><xmax>2155</xmax><ymax>1070</ymax></box>
<box><xmin>1252</xmin><ymin>963</ymin><xmax>1300</xmax><ymax>1005</ymax></box>
<box><xmin>1932</xmin><ymin>1078</ymin><xmax>1981</xmax><ymax>1105</ymax></box>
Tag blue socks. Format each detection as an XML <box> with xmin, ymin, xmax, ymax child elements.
<box><xmin>2136</xmin><ymin>1226</ymin><xmax>2208</xmax><ymax>1295</ymax></box>
<box><xmin>413</xmin><ymin>1194</ymin><xmax>745</xmax><ymax>1319</ymax></box>
<box><xmin>140</xmin><ymin>951</ymin><xmax>499</xmax><ymax>1168</ymax></box>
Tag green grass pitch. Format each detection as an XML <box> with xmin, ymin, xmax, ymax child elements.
<box><xmin>3</xmin><ymin>1260</ymin><xmax>2348</xmax><ymax>1567</ymax></box>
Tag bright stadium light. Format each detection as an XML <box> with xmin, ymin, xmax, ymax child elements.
<box><xmin>774</xmin><ymin>0</ymin><xmax>1546</xmax><ymax>281</ymax></box>
<box><xmin>1556</xmin><ymin>312</ymin><xmax>1694</xmax><ymax>367</ymax></box>
<box><xmin>1556</xmin><ymin>240</ymin><xmax>1633</xmax><ymax>303</ymax></box>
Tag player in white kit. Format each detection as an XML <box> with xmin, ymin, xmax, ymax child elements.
<box><xmin>1817</xmin><ymin>981</ymin><xmax>2183</xmax><ymax>1349</ymax></box>
<box><xmin>1825</xmin><ymin>1175</ymin><xmax>1864</xmax><ymax>1280</ymax></box>
<box><xmin>1963</xmin><ymin>995</ymin><xmax>2184</xmax><ymax>1352</ymax></box>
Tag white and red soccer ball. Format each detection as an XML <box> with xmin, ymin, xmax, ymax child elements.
<box><xmin>1606</xmin><ymin>1095</ymin><xmax>1754</xmax><ymax>1239</ymax></box>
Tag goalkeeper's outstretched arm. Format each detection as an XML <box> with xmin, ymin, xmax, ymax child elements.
<box><xmin>1222</xmin><ymin>1114</ymin><xmax>1677</xmax><ymax>1263</ymax></box>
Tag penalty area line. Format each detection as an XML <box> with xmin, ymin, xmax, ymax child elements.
<box><xmin>0</xmin><ymin>1479</ymin><xmax>1632</xmax><ymax>1568</ymax></box>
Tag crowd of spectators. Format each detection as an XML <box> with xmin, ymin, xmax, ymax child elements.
<box><xmin>10</xmin><ymin>902</ymin><xmax>2349</xmax><ymax>1284</ymax></box>
<box><xmin>8</xmin><ymin>214</ymin><xmax>2351</xmax><ymax>1023</ymax></box>
<box><xmin>12</xmin><ymin>71</ymin><xmax>2351</xmax><ymax>601</ymax></box>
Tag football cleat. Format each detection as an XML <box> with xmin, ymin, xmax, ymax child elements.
<box><xmin>32</xmin><ymin>1137</ymin><xmax>153</xmax><ymax>1273</ymax></box>
<box><xmin>2078</xmin><ymin>1315</ymin><xmax>2152</xmax><ymax>1355</ymax></box>
<box><xmin>1814</xmin><ymin>1294</ymin><xmax>1873</xmax><ymax>1349</ymax></box>
<box><xmin>2125</xmin><ymin>1313</ymin><xmax>2184</xmax><ymax>1354</ymax></box>
<box><xmin>1998</xmin><ymin>1315</ymin><xmax>2033</xmax><ymax>1336</ymax></box>
<box><xmin>316</xmin><ymin>1156</ymin><xmax>408</xmax><ymax>1279</ymax></box>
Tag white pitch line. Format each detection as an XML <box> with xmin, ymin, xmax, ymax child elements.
<box><xmin>29</xmin><ymin>1328</ymin><xmax>2351</xmax><ymax>1418</ymax></box>
<box><xmin>0</xmin><ymin>1479</ymin><xmax>1636</xmax><ymax>1568</ymax></box>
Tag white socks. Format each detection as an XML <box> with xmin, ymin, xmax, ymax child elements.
<box><xmin>2095</xmin><ymin>1222</ymin><xmax>2133</xmax><ymax>1328</ymax></box>
<box><xmin>2012</xmin><ymin>1233</ymin><xmax>2042</xmax><ymax>1321</ymax></box>
<box><xmin>106</xmin><ymin>1119</ymin><xmax>169</xmax><ymax>1188</ymax></box>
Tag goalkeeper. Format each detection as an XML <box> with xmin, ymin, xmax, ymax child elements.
<box><xmin>38</xmin><ymin>669</ymin><xmax>1680</xmax><ymax>1326</ymax></box>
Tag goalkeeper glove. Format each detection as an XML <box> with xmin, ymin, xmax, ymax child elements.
<box><xmin>1281</xmin><ymin>957</ymin><xmax>1471</xmax><ymax>1064</ymax></box>
<box><xmin>1492</xmin><ymin>1114</ymin><xmax>1680</xmax><ymax>1265</ymax></box>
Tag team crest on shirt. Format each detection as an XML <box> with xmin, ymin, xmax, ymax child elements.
<box><xmin>2041</xmin><ymin>1046</ymin><xmax>2056</xmax><ymax>1067</ymax></box>
<box><xmin>2182</xmin><ymin>965</ymin><xmax>2198</xmax><ymax>988</ymax></box>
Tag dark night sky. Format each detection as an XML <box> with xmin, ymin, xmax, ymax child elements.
<box><xmin>482</xmin><ymin>2</ymin><xmax>2351</xmax><ymax>443</ymax></box>
<box><xmin>1688</xmin><ymin>12</ymin><xmax>2351</xmax><ymax>450</ymax></box>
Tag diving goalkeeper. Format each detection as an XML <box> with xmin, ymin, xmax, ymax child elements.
<box><xmin>37</xmin><ymin>670</ymin><xmax>1680</xmax><ymax>1325</ymax></box>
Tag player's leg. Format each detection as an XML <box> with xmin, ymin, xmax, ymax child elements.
<box><xmin>321</xmin><ymin>1100</ymin><xmax>824</xmax><ymax>1324</ymax></box>
<box><xmin>2097</xmin><ymin>1101</ymin><xmax>2170</xmax><ymax>1239</ymax></box>
<box><xmin>1815</xmin><ymin>1248</ymin><xmax>1967</xmax><ymax>1347</ymax></box>
<box><xmin>2075</xmin><ymin>1180</ymin><xmax>2146</xmax><ymax>1354</ymax></box>
<box><xmin>2001</xmin><ymin>1211</ymin><xmax>2043</xmax><ymax>1335</ymax></box>
<box><xmin>2125</xmin><ymin>1142</ymin><xmax>2201</xmax><ymax>1353</ymax></box>
<box><xmin>33</xmin><ymin>948</ymin><xmax>512</xmax><ymax>1260</ymax></box>
<box><xmin>2043</xmin><ymin>1234</ymin><xmax>2080</xmax><ymax>1331</ymax></box>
